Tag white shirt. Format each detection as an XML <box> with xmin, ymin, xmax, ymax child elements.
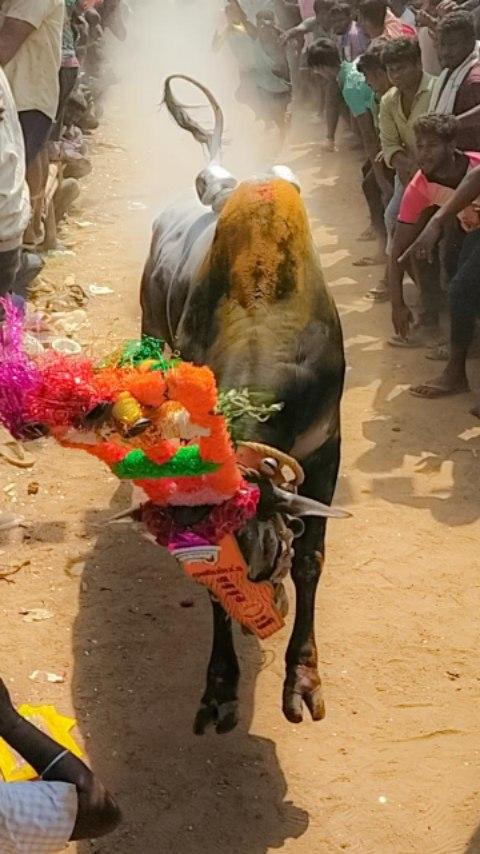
<box><xmin>0</xmin><ymin>780</ymin><xmax>78</xmax><ymax>853</ymax></box>
<box><xmin>0</xmin><ymin>0</ymin><xmax>64</xmax><ymax>120</ymax></box>
<box><xmin>0</xmin><ymin>66</ymin><xmax>30</xmax><ymax>251</ymax></box>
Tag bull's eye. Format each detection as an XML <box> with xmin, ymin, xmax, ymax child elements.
<box><xmin>124</xmin><ymin>418</ymin><xmax>152</xmax><ymax>438</ymax></box>
<box><xmin>84</xmin><ymin>402</ymin><xmax>113</xmax><ymax>424</ymax></box>
<box><xmin>18</xmin><ymin>422</ymin><xmax>49</xmax><ymax>440</ymax></box>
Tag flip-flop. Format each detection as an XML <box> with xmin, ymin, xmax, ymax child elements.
<box><xmin>387</xmin><ymin>334</ymin><xmax>423</xmax><ymax>349</ymax></box>
<box><xmin>0</xmin><ymin>438</ymin><xmax>35</xmax><ymax>468</ymax></box>
<box><xmin>364</xmin><ymin>288</ymin><xmax>389</xmax><ymax>303</ymax></box>
<box><xmin>409</xmin><ymin>382</ymin><xmax>470</xmax><ymax>399</ymax></box>
<box><xmin>353</xmin><ymin>256</ymin><xmax>387</xmax><ymax>267</ymax></box>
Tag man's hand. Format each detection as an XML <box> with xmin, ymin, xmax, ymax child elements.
<box><xmin>437</xmin><ymin>0</ymin><xmax>457</xmax><ymax>18</ymax></box>
<box><xmin>397</xmin><ymin>160</ymin><xmax>416</xmax><ymax>187</ymax></box>
<box><xmin>280</xmin><ymin>26</ymin><xmax>301</xmax><ymax>43</ymax></box>
<box><xmin>399</xmin><ymin>216</ymin><xmax>443</xmax><ymax>266</ymax></box>
<box><xmin>392</xmin><ymin>301</ymin><xmax>413</xmax><ymax>339</ymax></box>
<box><xmin>0</xmin><ymin>679</ymin><xmax>19</xmax><ymax>734</ymax></box>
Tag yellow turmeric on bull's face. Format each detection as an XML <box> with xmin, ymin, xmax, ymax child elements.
<box><xmin>208</xmin><ymin>179</ymin><xmax>314</xmax><ymax>309</ymax></box>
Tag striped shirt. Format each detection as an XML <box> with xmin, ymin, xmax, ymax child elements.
<box><xmin>0</xmin><ymin>781</ymin><xmax>77</xmax><ymax>853</ymax></box>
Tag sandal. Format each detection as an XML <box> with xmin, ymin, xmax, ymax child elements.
<box><xmin>387</xmin><ymin>334</ymin><xmax>423</xmax><ymax>349</ymax></box>
<box><xmin>364</xmin><ymin>287</ymin><xmax>389</xmax><ymax>303</ymax></box>
<box><xmin>0</xmin><ymin>435</ymin><xmax>35</xmax><ymax>468</ymax></box>
<box><xmin>353</xmin><ymin>256</ymin><xmax>387</xmax><ymax>267</ymax></box>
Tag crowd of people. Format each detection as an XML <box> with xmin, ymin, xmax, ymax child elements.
<box><xmin>218</xmin><ymin>0</ymin><xmax>480</xmax><ymax>409</ymax></box>
<box><xmin>0</xmin><ymin>1</ymin><xmax>127</xmax><ymax>849</ymax></box>
<box><xmin>0</xmin><ymin>0</ymin><xmax>126</xmax><ymax>303</ymax></box>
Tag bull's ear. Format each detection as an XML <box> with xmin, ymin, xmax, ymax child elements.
<box><xmin>272</xmin><ymin>486</ymin><xmax>350</xmax><ymax>519</ymax></box>
<box><xmin>270</xmin><ymin>165</ymin><xmax>301</xmax><ymax>192</ymax></box>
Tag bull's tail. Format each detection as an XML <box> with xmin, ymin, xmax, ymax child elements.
<box><xmin>163</xmin><ymin>75</ymin><xmax>224</xmax><ymax>162</ymax></box>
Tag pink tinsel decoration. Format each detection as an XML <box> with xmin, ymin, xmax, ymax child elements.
<box><xmin>26</xmin><ymin>353</ymin><xmax>102</xmax><ymax>428</ymax></box>
<box><xmin>141</xmin><ymin>483</ymin><xmax>261</xmax><ymax>549</ymax></box>
<box><xmin>0</xmin><ymin>298</ymin><xmax>40</xmax><ymax>436</ymax></box>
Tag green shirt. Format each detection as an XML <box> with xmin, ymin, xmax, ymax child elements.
<box><xmin>379</xmin><ymin>72</ymin><xmax>435</xmax><ymax>168</ymax></box>
<box><xmin>338</xmin><ymin>60</ymin><xmax>375</xmax><ymax>119</ymax></box>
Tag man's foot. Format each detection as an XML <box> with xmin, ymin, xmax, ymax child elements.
<box><xmin>409</xmin><ymin>373</ymin><xmax>470</xmax><ymax>399</ymax></box>
<box><xmin>358</xmin><ymin>225</ymin><xmax>377</xmax><ymax>242</ymax></box>
<box><xmin>470</xmin><ymin>401</ymin><xmax>480</xmax><ymax>419</ymax></box>
<box><xmin>319</xmin><ymin>138</ymin><xmax>337</xmax><ymax>152</ymax></box>
<box><xmin>353</xmin><ymin>255</ymin><xmax>387</xmax><ymax>267</ymax></box>
<box><xmin>425</xmin><ymin>342</ymin><xmax>449</xmax><ymax>361</ymax></box>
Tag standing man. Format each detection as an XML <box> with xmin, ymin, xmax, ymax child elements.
<box><xmin>0</xmin><ymin>63</ymin><xmax>29</xmax><ymax>297</ymax></box>
<box><xmin>380</xmin><ymin>37</ymin><xmax>434</xmax><ymax>245</ymax></box>
<box><xmin>430</xmin><ymin>10</ymin><xmax>480</xmax><ymax>151</ymax></box>
<box><xmin>0</xmin><ymin>0</ymin><xmax>64</xmax><ymax>247</ymax></box>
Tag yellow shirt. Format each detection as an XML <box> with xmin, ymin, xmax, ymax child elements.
<box><xmin>379</xmin><ymin>73</ymin><xmax>435</xmax><ymax>169</ymax></box>
<box><xmin>0</xmin><ymin>0</ymin><xmax>64</xmax><ymax>120</ymax></box>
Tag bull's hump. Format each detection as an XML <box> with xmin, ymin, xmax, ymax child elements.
<box><xmin>210</xmin><ymin>179</ymin><xmax>315</xmax><ymax>308</ymax></box>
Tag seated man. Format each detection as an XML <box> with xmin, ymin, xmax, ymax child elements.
<box><xmin>0</xmin><ymin>677</ymin><xmax>121</xmax><ymax>850</ymax></box>
<box><xmin>308</xmin><ymin>37</ymin><xmax>393</xmax><ymax>267</ymax></box>
<box><xmin>389</xmin><ymin>114</ymin><xmax>480</xmax><ymax>386</ymax></box>
<box><xmin>399</xmin><ymin>131</ymin><xmax>480</xmax><ymax>407</ymax></box>
<box><xmin>430</xmin><ymin>10</ymin><xmax>480</xmax><ymax>152</ymax></box>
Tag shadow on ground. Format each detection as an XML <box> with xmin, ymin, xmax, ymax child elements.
<box><xmin>72</xmin><ymin>485</ymin><xmax>308</xmax><ymax>853</ymax></box>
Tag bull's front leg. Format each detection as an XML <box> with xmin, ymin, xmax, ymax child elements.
<box><xmin>283</xmin><ymin>435</ymin><xmax>341</xmax><ymax>724</ymax></box>
<box><xmin>194</xmin><ymin>595</ymin><xmax>240</xmax><ymax>735</ymax></box>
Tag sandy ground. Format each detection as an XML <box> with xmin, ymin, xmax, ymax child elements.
<box><xmin>3</xmin><ymin>79</ymin><xmax>480</xmax><ymax>854</ymax></box>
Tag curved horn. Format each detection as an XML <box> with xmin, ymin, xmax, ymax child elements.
<box><xmin>272</xmin><ymin>486</ymin><xmax>351</xmax><ymax>519</ymax></box>
<box><xmin>270</xmin><ymin>165</ymin><xmax>301</xmax><ymax>191</ymax></box>
<box><xmin>163</xmin><ymin>74</ymin><xmax>224</xmax><ymax>162</ymax></box>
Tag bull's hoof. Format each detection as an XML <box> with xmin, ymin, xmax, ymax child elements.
<box><xmin>282</xmin><ymin>665</ymin><xmax>326</xmax><ymax>724</ymax></box>
<box><xmin>193</xmin><ymin>699</ymin><xmax>238</xmax><ymax>735</ymax></box>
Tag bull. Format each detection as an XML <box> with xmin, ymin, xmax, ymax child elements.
<box><xmin>141</xmin><ymin>76</ymin><xmax>346</xmax><ymax>734</ymax></box>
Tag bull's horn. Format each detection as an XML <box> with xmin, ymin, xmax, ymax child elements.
<box><xmin>196</xmin><ymin>163</ymin><xmax>237</xmax><ymax>210</ymax></box>
<box><xmin>272</xmin><ymin>486</ymin><xmax>351</xmax><ymax>519</ymax></box>
<box><xmin>270</xmin><ymin>165</ymin><xmax>301</xmax><ymax>192</ymax></box>
<box><xmin>108</xmin><ymin>505</ymin><xmax>142</xmax><ymax>524</ymax></box>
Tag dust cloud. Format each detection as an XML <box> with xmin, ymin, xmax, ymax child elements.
<box><xmin>103</xmin><ymin>0</ymin><xmax>283</xmax><ymax>206</ymax></box>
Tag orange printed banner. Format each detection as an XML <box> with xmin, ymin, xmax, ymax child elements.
<box><xmin>173</xmin><ymin>535</ymin><xmax>284</xmax><ymax>639</ymax></box>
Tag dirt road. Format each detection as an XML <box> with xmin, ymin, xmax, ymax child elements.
<box><xmin>2</xmin><ymin>54</ymin><xmax>480</xmax><ymax>854</ymax></box>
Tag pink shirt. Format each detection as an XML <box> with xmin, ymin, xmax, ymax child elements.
<box><xmin>398</xmin><ymin>151</ymin><xmax>480</xmax><ymax>233</ymax></box>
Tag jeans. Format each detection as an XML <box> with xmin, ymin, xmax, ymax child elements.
<box><xmin>384</xmin><ymin>174</ymin><xmax>404</xmax><ymax>250</ymax></box>
<box><xmin>449</xmin><ymin>229</ymin><xmax>480</xmax><ymax>347</ymax></box>
<box><xmin>18</xmin><ymin>110</ymin><xmax>52</xmax><ymax>166</ymax></box>
<box><xmin>0</xmin><ymin>247</ymin><xmax>21</xmax><ymax>297</ymax></box>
